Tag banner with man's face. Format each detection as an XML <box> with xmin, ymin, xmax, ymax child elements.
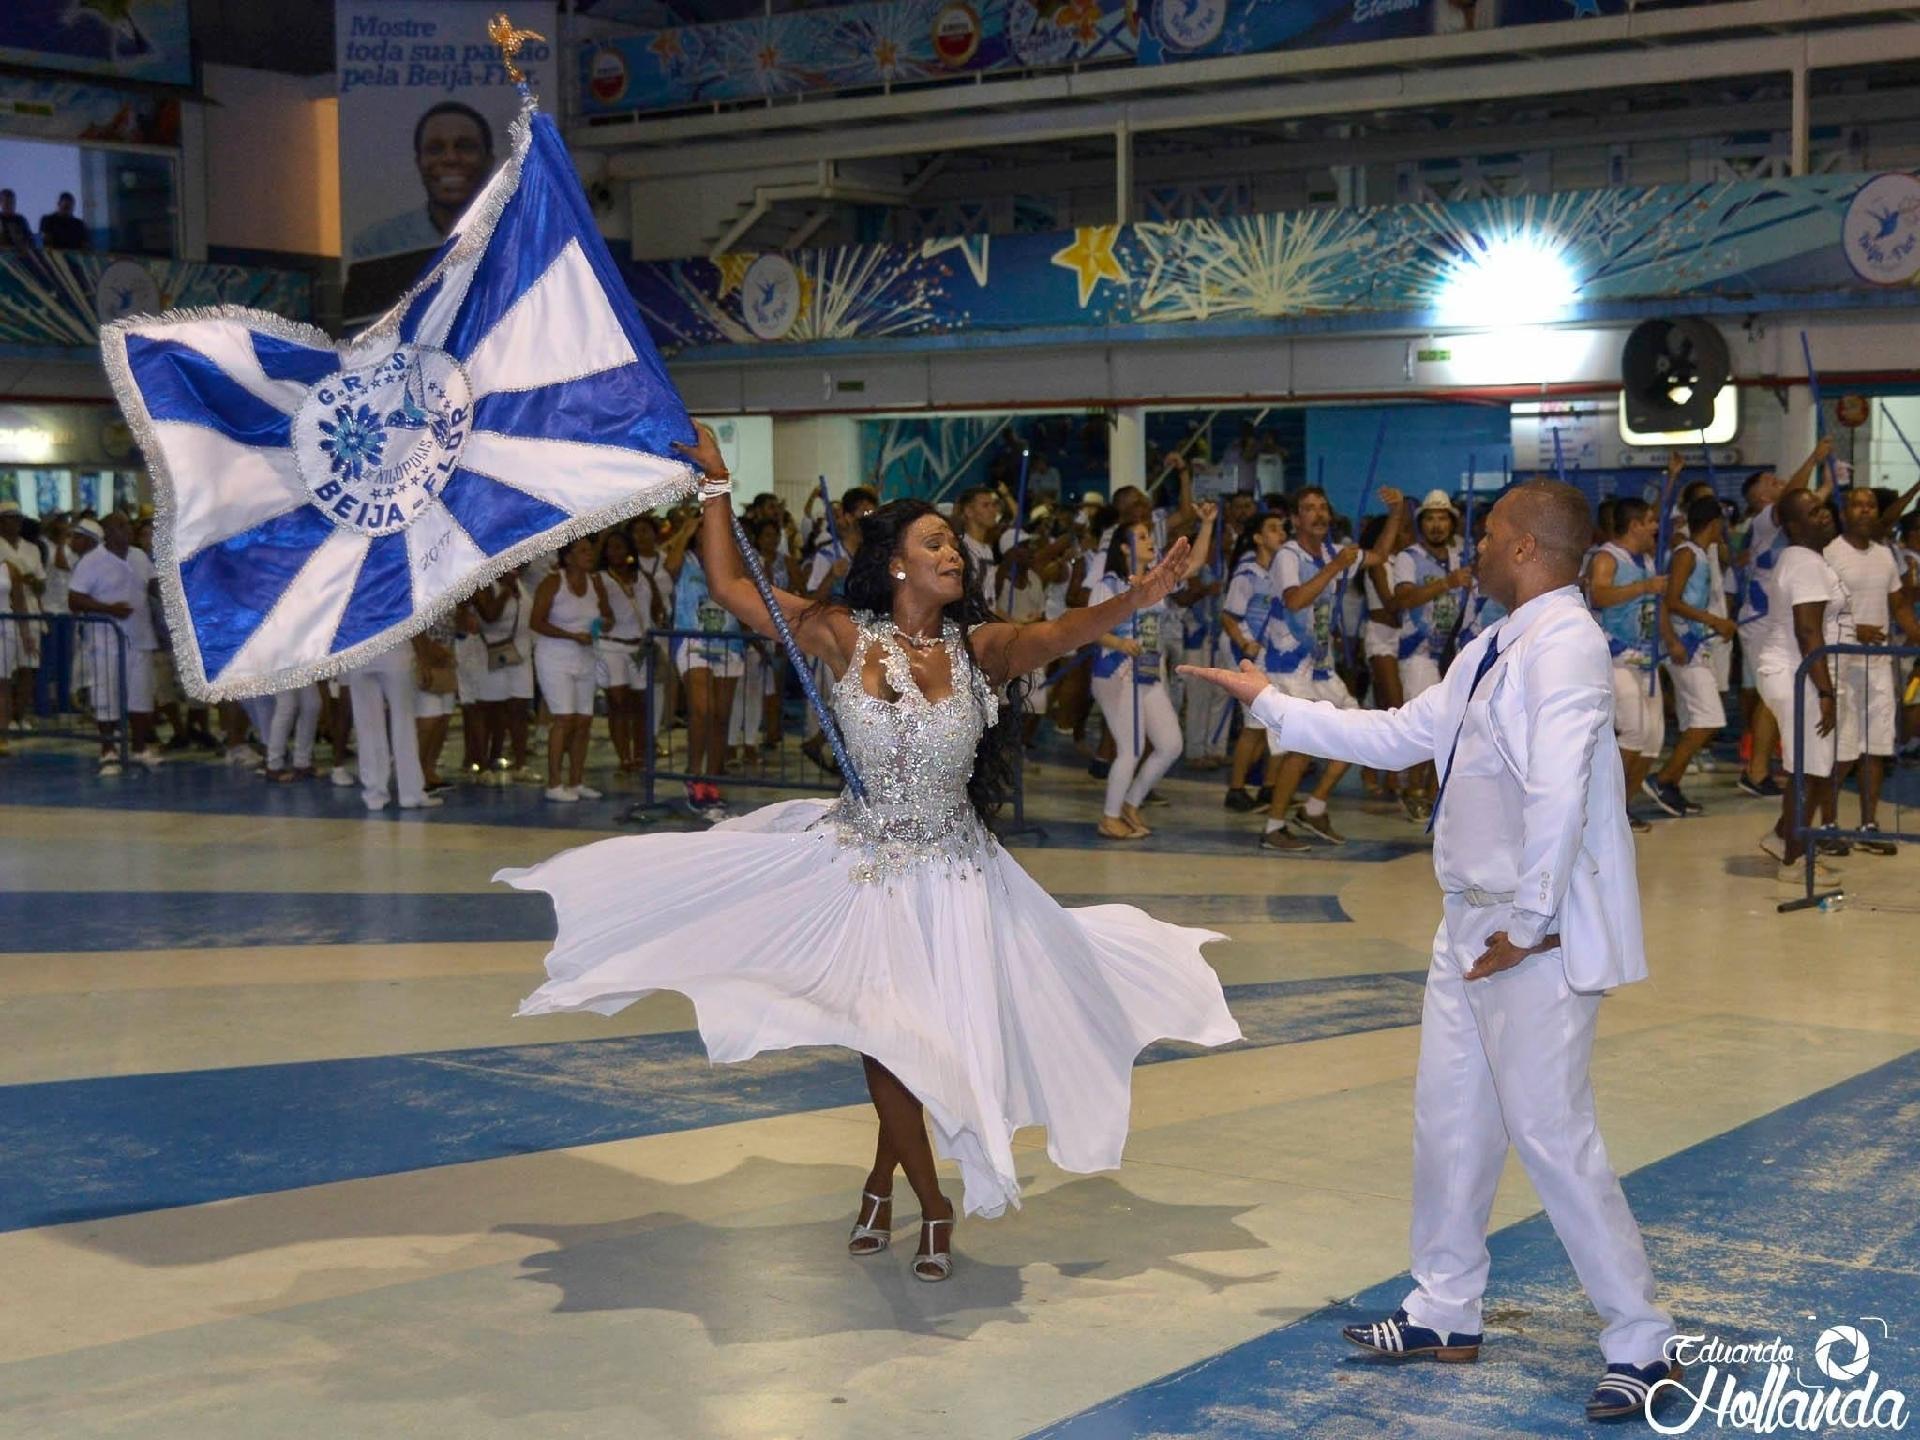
<box><xmin>335</xmin><ymin>0</ymin><xmax>556</xmax><ymax>319</ymax></box>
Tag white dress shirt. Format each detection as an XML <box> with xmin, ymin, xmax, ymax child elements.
<box><xmin>1251</xmin><ymin>584</ymin><xmax>1645</xmax><ymax>992</ymax></box>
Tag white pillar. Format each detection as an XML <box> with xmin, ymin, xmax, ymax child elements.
<box><xmin>770</xmin><ymin>415</ymin><xmax>860</xmax><ymax>512</ymax></box>
<box><xmin>1790</xmin><ymin>56</ymin><xmax>1810</xmax><ymax>178</ymax></box>
<box><xmin>1782</xmin><ymin>380</ymin><xmax>1817</xmax><ymax>477</ymax></box>
<box><xmin>1111</xmin><ymin>405</ymin><xmax>1147</xmax><ymax>495</ymax></box>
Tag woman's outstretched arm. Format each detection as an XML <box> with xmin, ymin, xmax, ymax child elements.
<box><xmin>969</xmin><ymin>537</ymin><xmax>1194</xmax><ymax>687</ymax></box>
<box><xmin>679</xmin><ymin>424</ymin><xmax>855</xmax><ymax>672</ymax></box>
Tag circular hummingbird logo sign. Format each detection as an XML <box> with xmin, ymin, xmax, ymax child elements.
<box><xmin>293</xmin><ymin>346</ymin><xmax>473</xmax><ymax>536</ymax></box>
<box><xmin>1843</xmin><ymin>173</ymin><xmax>1920</xmax><ymax>286</ymax></box>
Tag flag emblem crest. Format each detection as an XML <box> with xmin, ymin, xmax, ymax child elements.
<box><xmin>293</xmin><ymin>347</ymin><xmax>473</xmax><ymax>533</ymax></box>
<box><xmin>102</xmin><ymin>102</ymin><xmax>696</xmax><ymax>701</ymax></box>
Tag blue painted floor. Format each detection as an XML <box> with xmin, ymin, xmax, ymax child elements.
<box><xmin>1031</xmin><ymin>1046</ymin><xmax>1920</xmax><ymax>1440</ymax></box>
<box><xmin>0</xmin><ymin>889</ymin><xmax>1350</xmax><ymax>953</ymax></box>
<box><xmin>0</xmin><ymin>970</ymin><xmax>1424</xmax><ymax>1234</ymax></box>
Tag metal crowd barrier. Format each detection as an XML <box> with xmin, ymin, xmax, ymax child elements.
<box><xmin>0</xmin><ymin>612</ymin><xmax>131</xmax><ymax>767</ymax></box>
<box><xmin>1780</xmin><ymin>641</ymin><xmax>1920</xmax><ymax>914</ymax></box>
<box><xmin>620</xmin><ymin>626</ymin><xmax>839</xmax><ymax>822</ymax></box>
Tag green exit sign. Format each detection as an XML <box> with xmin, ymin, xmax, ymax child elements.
<box><xmin>1416</xmin><ymin>347</ymin><xmax>1452</xmax><ymax>363</ymax></box>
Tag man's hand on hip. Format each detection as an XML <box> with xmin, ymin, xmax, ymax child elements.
<box><xmin>1176</xmin><ymin>658</ymin><xmax>1271</xmax><ymax>708</ymax></box>
<box><xmin>1465</xmin><ymin>930</ymin><xmax>1561</xmax><ymax>982</ymax></box>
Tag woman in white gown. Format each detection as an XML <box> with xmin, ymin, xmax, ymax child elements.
<box><xmin>501</xmin><ymin>425</ymin><xmax>1242</xmax><ymax>1281</ymax></box>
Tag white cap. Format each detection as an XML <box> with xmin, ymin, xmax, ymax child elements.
<box><xmin>75</xmin><ymin>518</ymin><xmax>105</xmax><ymax>541</ymax></box>
<box><xmin>1079</xmin><ymin>490</ymin><xmax>1106</xmax><ymax>508</ymax></box>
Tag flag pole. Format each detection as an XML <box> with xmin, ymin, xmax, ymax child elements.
<box><xmin>1800</xmin><ymin>331</ymin><xmax>1839</xmax><ymax>490</ymax></box>
<box><xmin>726</xmin><ymin>507</ymin><xmax>867</xmax><ymax>802</ymax></box>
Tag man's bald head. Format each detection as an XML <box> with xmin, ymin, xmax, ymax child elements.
<box><xmin>1477</xmin><ymin>480</ymin><xmax>1592</xmax><ymax>609</ymax></box>
<box><xmin>1506</xmin><ymin>481</ymin><xmax>1591</xmax><ymax>577</ymax></box>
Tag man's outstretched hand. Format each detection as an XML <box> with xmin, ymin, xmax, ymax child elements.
<box><xmin>1176</xmin><ymin>658</ymin><xmax>1271</xmax><ymax>709</ymax></box>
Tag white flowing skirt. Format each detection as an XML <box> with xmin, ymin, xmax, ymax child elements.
<box><xmin>500</xmin><ymin>799</ymin><xmax>1242</xmax><ymax>1217</ymax></box>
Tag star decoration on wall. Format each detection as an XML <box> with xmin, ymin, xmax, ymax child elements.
<box><xmin>715</xmin><ymin>252</ymin><xmax>755</xmax><ymax>299</ymax></box>
<box><xmin>1051</xmin><ymin>225</ymin><xmax>1127</xmax><ymax>307</ymax></box>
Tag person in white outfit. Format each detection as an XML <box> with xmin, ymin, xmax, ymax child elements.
<box><xmin>1823</xmin><ymin>486</ymin><xmax>1920</xmax><ymax>852</ymax></box>
<box><xmin>1180</xmin><ymin>480</ymin><xmax>1680</xmax><ymax>1425</ymax></box>
<box><xmin>66</xmin><ymin>513</ymin><xmax>161</xmax><ymax>774</ymax></box>
<box><xmin>266</xmin><ymin>684</ymin><xmax>323</xmax><ymax>780</ymax></box>
<box><xmin>345</xmin><ymin>639</ymin><xmax>437</xmax><ymax>812</ymax></box>
<box><xmin>531</xmin><ymin>536</ymin><xmax>613</xmax><ymax>802</ymax></box>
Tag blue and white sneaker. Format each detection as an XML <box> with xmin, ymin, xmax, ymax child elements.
<box><xmin>1586</xmin><ymin>1359</ymin><xmax>1685</xmax><ymax>1422</ymax></box>
<box><xmin>1340</xmin><ymin>1308</ymin><xmax>1482</xmax><ymax>1363</ymax></box>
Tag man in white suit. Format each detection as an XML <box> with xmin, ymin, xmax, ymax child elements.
<box><xmin>1181</xmin><ymin>480</ymin><xmax>1678</xmax><ymax>1424</ymax></box>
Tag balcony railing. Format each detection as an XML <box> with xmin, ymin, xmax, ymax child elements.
<box><xmin>0</xmin><ymin>248</ymin><xmax>313</xmax><ymax>352</ymax></box>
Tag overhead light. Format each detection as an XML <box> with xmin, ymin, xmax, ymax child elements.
<box><xmin>1437</xmin><ymin>231</ymin><xmax>1578</xmax><ymax>328</ymax></box>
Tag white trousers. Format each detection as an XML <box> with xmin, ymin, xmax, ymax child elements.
<box><xmin>1404</xmin><ymin>895</ymin><xmax>1672</xmax><ymax>1367</ymax></box>
<box><xmin>268</xmin><ymin>684</ymin><xmax>322</xmax><ymax>769</ymax></box>
<box><xmin>1092</xmin><ymin>670</ymin><xmax>1181</xmax><ymax>816</ymax></box>
<box><xmin>347</xmin><ymin>652</ymin><xmax>426</xmax><ymax>807</ymax></box>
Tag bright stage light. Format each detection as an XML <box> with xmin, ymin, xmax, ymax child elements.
<box><xmin>1437</xmin><ymin>232</ymin><xmax>1577</xmax><ymax>328</ymax></box>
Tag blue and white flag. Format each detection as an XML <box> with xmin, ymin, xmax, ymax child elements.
<box><xmin>101</xmin><ymin>102</ymin><xmax>697</xmax><ymax>700</ymax></box>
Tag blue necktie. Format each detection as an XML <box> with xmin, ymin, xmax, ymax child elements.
<box><xmin>1427</xmin><ymin>635</ymin><xmax>1503</xmax><ymax>835</ymax></box>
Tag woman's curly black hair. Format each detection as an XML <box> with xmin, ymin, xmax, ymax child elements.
<box><xmin>836</xmin><ymin>498</ymin><xmax>1026</xmax><ymax>823</ymax></box>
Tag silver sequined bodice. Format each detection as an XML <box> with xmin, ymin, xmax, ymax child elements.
<box><xmin>819</xmin><ymin>615</ymin><xmax>1000</xmax><ymax>883</ymax></box>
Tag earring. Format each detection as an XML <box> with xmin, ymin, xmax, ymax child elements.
<box><xmin>894</xmin><ymin>571</ymin><xmax>905</xmax><ymax>580</ymax></box>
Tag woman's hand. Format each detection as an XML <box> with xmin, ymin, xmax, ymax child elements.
<box><xmin>1115</xmin><ymin>637</ymin><xmax>1143</xmax><ymax>658</ymax></box>
<box><xmin>1127</xmin><ymin>536</ymin><xmax>1192</xmax><ymax>609</ymax></box>
<box><xmin>671</xmin><ymin>421</ymin><xmax>728</xmax><ymax>480</ymax></box>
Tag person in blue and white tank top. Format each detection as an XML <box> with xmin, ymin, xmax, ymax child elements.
<box><xmin>1585</xmin><ymin>498</ymin><xmax>1664</xmax><ymax>827</ymax></box>
<box><xmin>1221</xmin><ymin>510</ymin><xmax>1288</xmax><ymax>812</ymax></box>
<box><xmin>1392</xmin><ymin>492</ymin><xmax>1472</xmax><ymax>700</ymax></box>
<box><xmin>1644</xmin><ymin>494</ymin><xmax>1737</xmax><ymax>818</ymax></box>
<box><xmin>661</xmin><ymin>507</ymin><xmax>744</xmax><ymax>818</ymax></box>
<box><xmin>1733</xmin><ymin>439</ymin><xmax>1831</xmax><ymax>797</ymax></box>
<box><xmin>1392</xmin><ymin>491</ymin><xmax>1472</xmax><ymax>816</ymax></box>
<box><xmin>1255</xmin><ymin>485</ymin><xmax>1402</xmax><ymax>853</ymax></box>
<box><xmin>1088</xmin><ymin>505</ymin><xmax>1216</xmax><ymax>839</ymax></box>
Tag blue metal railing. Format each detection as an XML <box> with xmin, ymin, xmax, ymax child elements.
<box><xmin>1780</xmin><ymin>641</ymin><xmax>1920</xmax><ymax>914</ymax></box>
<box><xmin>0</xmin><ymin>612</ymin><xmax>130</xmax><ymax>767</ymax></box>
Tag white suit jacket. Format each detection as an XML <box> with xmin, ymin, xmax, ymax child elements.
<box><xmin>1250</xmin><ymin>585</ymin><xmax>1646</xmax><ymax>993</ymax></box>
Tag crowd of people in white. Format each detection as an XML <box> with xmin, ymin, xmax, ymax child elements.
<box><xmin>2</xmin><ymin>438</ymin><xmax>1916</xmax><ymax>864</ymax></box>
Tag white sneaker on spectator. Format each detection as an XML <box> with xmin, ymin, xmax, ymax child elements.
<box><xmin>135</xmin><ymin>746</ymin><xmax>165</xmax><ymax>769</ymax></box>
<box><xmin>399</xmin><ymin>794</ymin><xmax>444</xmax><ymax>809</ymax></box>
<box><xmin>545</xmin><ymin>785</ymin><xmax>578</xmax><ymax>803</ymax></box>
<box><xmin>227</xmin><ymin>745</ymin><xmax>261</xmax><ymax>769</ymax></box>
<box><xmin>574</xmin><ymin>783</ymin><xmax>603</xmax><ymax>800</ymax></box>
<box><xmin>97</xmin><ymin>756</ymin><xmax>122</xmax><ymax>776</ymax></box>
<box><xmin>1758</xmin><ymin>831</ymin><xmax>1786</xmax><ymax>863</ymax></box>
<box><xmin>330</xmin><ymin>766</ymin><xmax>357</xmax><ymax>788</ymax></box>
<box><xmin>363</xmin><ymin>794</ymin><xmax>389</xmax><ymax>811</ymax></box>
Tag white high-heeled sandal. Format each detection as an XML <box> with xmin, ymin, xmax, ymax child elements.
<box><xmin>847</xmin><ymin>1192</ymin><xmax>893</xmax><ymax>1256</ymax></box>
<box><xmin>912</xmin><ymin>1216</ymin><xmax>955</xmax><ymax>1282</ymax></box>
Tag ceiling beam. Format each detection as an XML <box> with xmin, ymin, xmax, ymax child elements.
<box><xmin>605</xmin><ymin>25</ymin><xmax>1920</xmax><ymax>181</ymax></box>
